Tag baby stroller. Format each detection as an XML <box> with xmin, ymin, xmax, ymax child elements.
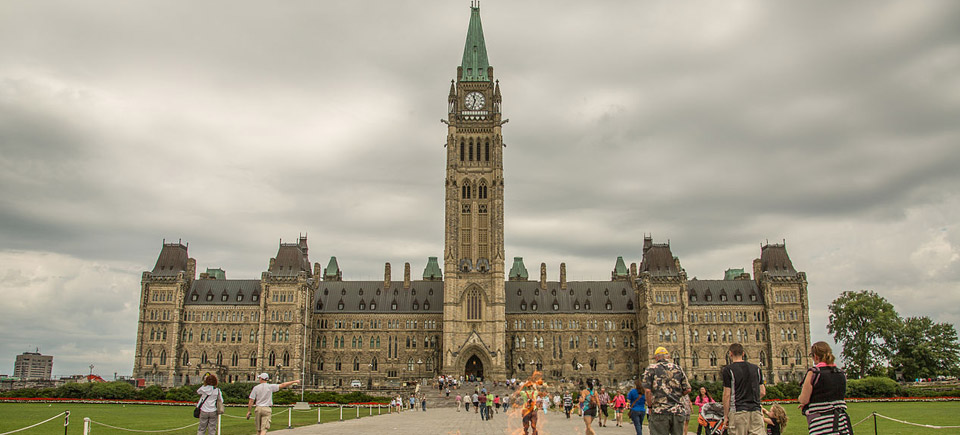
<box><xmin>697</xmin><ymin>402</ymin><xmax>726</xmax><ymax>435</ymax></box>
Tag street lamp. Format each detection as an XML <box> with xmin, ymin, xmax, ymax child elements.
<box><xmin>276</xmin><ymin>364</ymin><xmax>282</xmax><ymax>382</ymax></box>
<box><xmin>417</xmin><ymin>359</ymin><xmax>423</xmax><ymax>384</ymax></box>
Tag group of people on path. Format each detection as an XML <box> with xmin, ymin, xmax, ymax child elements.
<box><xmin>452</xmin><ymin>384</ymin><xmax>504</xmax><ymax>420</ymax></box>
<box><xmin>189</xmin><ymin>340</ymin><xmax>850</xmax><ymax>435</ymax></box>
<box><xmin>634</xmin><ymin>341</ymin><xmax>850</xmax><ymax>435</ymax></box>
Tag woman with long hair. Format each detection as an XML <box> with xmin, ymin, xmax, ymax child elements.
<box><xmin>694</xmin><ymin>387</ymin><xmax>715</xmax><ymax>435</ymax></box>
<box><xmin>195</xmin><ymin>374</ymin><xmax>222</xmax><ymax>435</ymax></box>
<box><xmin>581</xmin><ymin>380</ymin><xmax>599</xmax><ymax>435</ymax></box>
<box><xmin>762</xmin><ymin>403</ymin><xmax>788</xmax><ymax>435</ymax></box>
<box><xmin>798</xmin><ymin>341</ymin><xmax>853</xmax><ymax>434</ymax></box>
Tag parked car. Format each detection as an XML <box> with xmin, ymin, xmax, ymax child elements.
<box><xmin>350</xmin><ymin>379</ymin><xmax>363</xmax><ymax>388</ymax></box>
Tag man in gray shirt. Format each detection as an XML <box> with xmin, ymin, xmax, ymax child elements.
<box><xmin>246</xmin><ymin>373</ymin><xmax>299</xmax><ymax>435</ymax></box>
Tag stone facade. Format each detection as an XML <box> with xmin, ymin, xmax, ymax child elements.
<box><xmin>132</xmin><ymin>6</ymin><xmax>811</xmax><ymax>388</ymax></box>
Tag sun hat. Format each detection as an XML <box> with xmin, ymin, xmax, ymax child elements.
<box><xmin>257</xmin><ymin>373</ymin><xmax>270</xmax><ymax>380</ymax></box>
<box><xmin>654</xmin><ymin>347</ymin><xmax>670</xmax><ymax>356</ymax></box>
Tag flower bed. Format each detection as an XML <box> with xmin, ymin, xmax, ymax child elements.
<box><xmin>0</xmin><ymin>397</ymin><xmax>390</xmax><ymax>406</ymax></box>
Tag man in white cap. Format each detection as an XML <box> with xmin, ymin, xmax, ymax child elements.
<box><xmin>246</xmin><ymin>373</ymin><xmax>300</xmax><ymax>435</ymax></box>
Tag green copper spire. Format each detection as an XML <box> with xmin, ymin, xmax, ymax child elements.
<box><xmin>323</xmin><ymin>256</ymin><xmax>341</xmax><ymax>281</ymax></box>
<box><xmin>423</xmin><ymin>257</ymin><xmax>442</xmax><ymax>280</ymax></box>
<box><xmin>509</xmin><ymin>257</ymin><xmax>529</xmax><ymax>281</ymax></box>
<box><xmin>460</xmin><ymin>6</ymin><xmax>490</xmax><ymax>82</ymax></box>
<box><xmin>613</xmin><ymin>256</ymin><xmax>628</xmax><ymax>277</ymax></box>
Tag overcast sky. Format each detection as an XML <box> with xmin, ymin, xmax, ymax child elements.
<box><xmin>1</xmin><ymin>0</ymin><xmax>958</xmax><ymax>378</ymax></box>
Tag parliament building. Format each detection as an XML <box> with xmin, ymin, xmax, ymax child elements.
<box><xmin>133</xmin><ymin>6</ymin><xmax>812</xmax><ymax>389</ymax></box>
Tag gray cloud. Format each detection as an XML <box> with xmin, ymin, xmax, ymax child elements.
<box><xmin>1</xmin><ymin>0</ymin><xmax>959</xmax><ymax>376</ymax></box>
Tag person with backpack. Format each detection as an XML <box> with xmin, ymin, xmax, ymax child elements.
<box><xmin>580</xmin><ymin>379</ymin><xmax>599</xmax><ymax>435</ymax></box>
<box><xmin>195</xmin><ymin>374</ymin><xmax>223</xmax><ymax>435</ymax></box>
<box><xmin>798</xmin><ymin>341</ymin><xmax>853</xmax><ymax>435</ymax></box>
<box><xmin>722</xmin><ymin>343</ymin><xmax>766</xmax><ymax>435</ymax></box>
<box><xmin>626</xmin><ymin>379</ymin><xmax>647</xmax><ymax>435</ymax></box>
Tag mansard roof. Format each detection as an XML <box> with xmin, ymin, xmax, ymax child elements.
<box><xmin>505</xmin><ymin>281</ymin><xmax>636</xmax><ymax>314</ymax></box>
<box><xmin>270</xmin><ymin>238</ymin><xmax>311</xmax><ymax>277</ymax></box>
<box><xmin>760</xmin><ymin>243</ymin><xmax>796</xmax><ymax>276</ymax></box>
<box><xmin>313</xmin><ymin>281</ymin><xmax>443</xmax><ymax>314</ymax></box>
<box><xmin>687</xmin><ymin>279</ymin><xmax>763</xmax><ymax>306</ymax></box>
<box><xmin>640</xmin><ymin>243</ymin><xmax>678</xmax><ymax>277</ymax></box>
<box><xmin>151</xmin><ymin>243</ymin><xmax>188</xmax><ymax>276</ymax></box>
<box><xmin>185</xmin><ymin>279</ymin><xmax>261</xmax><ymax>305</ymax></box>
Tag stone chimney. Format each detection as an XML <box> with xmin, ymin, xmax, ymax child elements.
<box><xmin>630</xmin><ymin>262</ymin><xmax>638</xmax><ymax>280</ymax></box>
<box><xmin>403</xmin><ymin>262</ymin><xmax>411</xmax><ymax>290</ymax></box>
<box><xmin>560</xmin><ymin>262</ymin><xmax>567</xmax><ymax>290</ymax></box>
<box><xmin>384</xmin><ymin>262</ymin><xmax>392</xmax><ymax>289</ymax></box>
<box><xmin>540</xmin><ymin>263</ymin><xmax>547</xmax><ymax>290</ymax></box>
<box><xmin>186</xmin><ymin>258</ymin><xmax>197</xmax><ymax>280</ymax></box>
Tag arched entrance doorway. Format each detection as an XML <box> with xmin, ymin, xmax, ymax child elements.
<box><xmin>465</xmin><ymin>355</ymin><xmax>484</xmax><ymax>381</ymax></box>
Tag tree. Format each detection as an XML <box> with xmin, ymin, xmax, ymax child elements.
<box><xmin>827</xmin><ymin>290</ymin><xmax>899</xmax><ymax>378</ymax></box>
<box><xmin>890</xmin><ymin>316</ymin><xmax>960</xmax><ymax>381</ymax></box>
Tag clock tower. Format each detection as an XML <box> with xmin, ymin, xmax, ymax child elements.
<box><xmin>442</xmin><ymin>4</ymin><xmax>507</xmax><ymax>380</ymax></box>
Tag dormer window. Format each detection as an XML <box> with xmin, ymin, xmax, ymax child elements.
<box><xmin>626</xmin><ymin>300</ymin><xmax>634</xmax><ymax>310</ymax></box>
<box><xmin>412</xmin><ymin>301</ymin><xmax>419</xmax><ymax>310</ymax></box>
<box><xmin>206</xmin><ymin>293</ymin><xmax>213</xmax><ymax>301</ymax></box>
<box><xmin>252</xmin><ymin>294</ymin><xmax>259</xmax><ymax>302</ymax></box>
<box><xmin>341</xmin><ymin>289</ymin><xmax>346</xmax><ymax>296</ymax></box>
<box><xmin>191</xmin><ymin>293</ymin><xmax>198</xmax><ymax>301</ymax></box>
<box><xmin>337</xmin><ymin>300</ymin><xmax>344</xmax><ymax>310</ymax></box>
<box><xmin>423</xmin><ymin>301</ymin><xmax>430</xmax><ymax>310</ymax></box>
<box><xmin>520</xmin><ymin>300</ymin><xmax>527</xmax><ymax>311</ymax></box>
<box><xmin>531</xmin><ymin>301</ymin><xmax>538</xmax><ymax>311</ymax></box>
<box><xmin>370</xmin><ymin>302</ymin><xmax>376</xmax><ymax>310</ymax></box>
<box><xmin>391</xmin><ymin>301</ymin><xmax>398</xmax><ymax>311</ymax></box>
<box><xmin>690</xmin><ymin>293</ymin><xmax>698</xmax><ymax>302</ymax></box>
<box><xmin>605</xmin><ymin>301</ymin><xmax>612</xmax><ymax>310</ymax></box>
<box><xmin>750</xmin><ymin>294</ymin><xmax>757</xmax><ymax>302</ymax></box>
<box><xmin>574</xmin><ymin>300</ymin><xmax>580</xmax><ymax>310</ymax></box>
<box><xmin>584</xmin><ymin>301</ymin><xmax>591</xmax><ymax>310</ymax></box>
<box><xmin>221</xmin><ymin>294</ymin><xmax>228</xmax><ymax>302</ymax></box>
<box><xmin>735</xmin><ymin>293</ymin><xmax>742</xmax><ymax>302</ymax></box>
<box><xmin>359</xmin><ymin>301</ymin><xmax>365</xmax><ymax>310</ymax></box>
<box><xmin>236</xmin><ymin>294</ymin><xmax>244</xmax><ymax>302</ymax></box>
<box><xmin>553</xmin><ymin>301</ymin><xmax>559</xmax><ymax>311</ymax></box>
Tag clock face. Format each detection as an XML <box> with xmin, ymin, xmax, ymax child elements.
<box><xmin>465</xmin><ymin>92</ymin><xmax>485</xmax><ymax>110</ymax></box>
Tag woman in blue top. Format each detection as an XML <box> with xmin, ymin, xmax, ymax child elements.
<box><xmin>626</xmin><ymin>379</ymin><xmax>647</xmax><ymax>435</ymax></box>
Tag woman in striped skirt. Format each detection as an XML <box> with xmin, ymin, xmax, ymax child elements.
<box><xmin>798</xmin><ymin>342</ymin><xmax>853</xmax><ymax>434</ymax></box>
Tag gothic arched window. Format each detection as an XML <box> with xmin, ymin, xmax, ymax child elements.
<box><xmin>460</xmin><ymin>140</ymin><xmax>465</xmax><ymax>162</ymax></box>
<box><xmin>469</xmin><ymin>139</ymin><xmax>474</xmax><ymax>161</ymax></box>
<box><xmin>182</xmin><ymin>350</ymin><xmax>189</xmax><ymax>366</ymax></box>
<box><xmin>231</xmin><ymin>352</ymin><xmax>239</xmax><ymax>367</ymax></box>
<box><xmin>268</xmin><ymin>351</ymin><xmax>276</xmax><ymax>367</ymax></box>
<box><xmin>467</xmin><ymin>288</ymin><xmax>482</xmax><ymax>320</ymax></box>
<box><xmin>353</xmin><ymin>357</ymin><xmax>360</xmax><ymax>371</ymax></box>
<box><xmin>485</xmin><ymin>140</ymin><xmax>490</xmax><ymax>161</ymax></box>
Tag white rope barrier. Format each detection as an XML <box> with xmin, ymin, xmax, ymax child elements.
<box><xmin>88</xmin><ymin>419</ymin><xmax>199</xmax><ymax>433</ymax></box>
<box><xmin>0</xmin><ymin>412</ymin><xmax>65</xmax><ymax>435</ymax></box>
<box><xmin>850</xmin><ymin>413</ymin><xmax>874</xmax><ymax>427</ymax></box>
<box><xmin>874</xmin><ymin>413</ymin><xmax>960</xmax><ymax>429</ymax></box>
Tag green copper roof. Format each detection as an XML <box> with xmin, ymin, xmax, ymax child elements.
<box><xmin>613</xmin><ymin>256</ymin><xmax>628</xmax><ymax>277</ymax></box>
<box><xmin>460</xmin><ymin>6</ymin><xmax>491</xmax><ymax>82</ymax></box>
<box><xmin>724</xmin><ymin>268</ymin><xmax>746</xmax><ymax>280</ymax></box>
<box><xmin>205</xmin><ymin>268</ymin><xmax>225</xmax><ymax>280</ymax></box>
<box><xmin>324</xmin><ymin>256</ymin><xmax>340</xmax><ymax>279</ymax></box>
<box><xmin>509</xmin><ymin>257</ymin><xmax>529</xmax><ymax>280</ymax></box>
<box><xmin>423</xmin><ymin>257</ymin><xmax>442</xmax><ymax>280</ymax></box>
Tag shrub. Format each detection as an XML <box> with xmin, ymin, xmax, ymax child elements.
<box><xmin>846</xmin><ymin>377</ymin><xmax>901</xmax><ymax>398</ymax></box>
<box><xmin>136</xmin><ymin>385</ymin><xmax>166</xmax><ymax>400</ymax></box>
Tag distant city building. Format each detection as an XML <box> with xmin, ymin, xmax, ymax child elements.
<box><xmin>133</xmin><ymin>6</ymin><xmax>811</xmax><ymax>388</ymax></box>
<box><xmin>13</xmin><ymin>351</ymin><xmax>53</xmax><ymax>380</ymax></box>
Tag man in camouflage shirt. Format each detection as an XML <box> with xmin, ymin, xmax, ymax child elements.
<box><xmin>641</xmin><ymin>347</ymin><xmax>691</xmax><ymax>435</ymax></box>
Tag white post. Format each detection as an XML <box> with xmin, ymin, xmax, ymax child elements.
<box><xmin>356</xmin><ymin>405</ymin><xmax>359</xmax><ymax>418</ymax></box>
<box><xmin>217</xmin><ymin>414</ymin><xmax>221</xmax><ymax>435</ymax></box>
<box><xmin>317</xmin><ymin>407</ymin><xmax>322</xmax><ymax>424</ymax></box>
<box><xmin>378</xmin><ymin>404</ymin><xmax>381</xmax><ymax>415</ymax></box>
<box><xmin>369</xmin><ymin>404</ymin><xmax>372</xmax><ymax>415</ymax></box>
<box><xmin>83</xmin><ymin>417</ymin><xmax>90</xmax><ymax>435</ymax></box>
<box><xmin>339</xmin><ymin>405</ymin><xmax>343</xmax><ymax>421</ymax></box>
<box><xmin>287</xmin><ymin>407</ymin><xmax>292</xmax><ymax>429</ymax></box>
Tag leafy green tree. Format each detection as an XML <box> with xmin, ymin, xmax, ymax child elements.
<box><xmin>827</xmin><ymin>290</ymin><xmax>900</xmax><ymax>378</ymax></box>
<box><xmin>890</xmin><ymin>316</ymin><xmax>960</xmax><ymax>380</ymax></box>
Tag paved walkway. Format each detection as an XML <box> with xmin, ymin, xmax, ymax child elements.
<box><xmin>284</xmin><ymin>407</ymin><xmax>696</xmax><ymax>434</ymax></box>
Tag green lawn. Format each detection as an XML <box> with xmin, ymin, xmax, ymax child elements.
<box><xmin>686</xmin><ymin>401</ymin><xmax>960</xmax><ymax>435</ymax></box>
<box><xmin>0</xmin><ymin>402</ymin><xmax>392</xmax><ymax>435</ymax></box>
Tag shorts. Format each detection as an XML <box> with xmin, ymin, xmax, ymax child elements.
<box><xmin>600</xmin><ymin>404</ymin><xmax>608</xmax><ymax>416</ymax></box>
<box><xmin>522</xmin><ymin>411</ymin><xmax>538</xmax><ymax>425</ymax></box>
<box><xmin>254</xmin><ymin>406</ymin><xmax>272</xmax><ymax>432</ymax></box>
<box><xmin>583</xmin><ymin>407</ymin><xmax>597</xmax><ymax>418</ymax></box>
